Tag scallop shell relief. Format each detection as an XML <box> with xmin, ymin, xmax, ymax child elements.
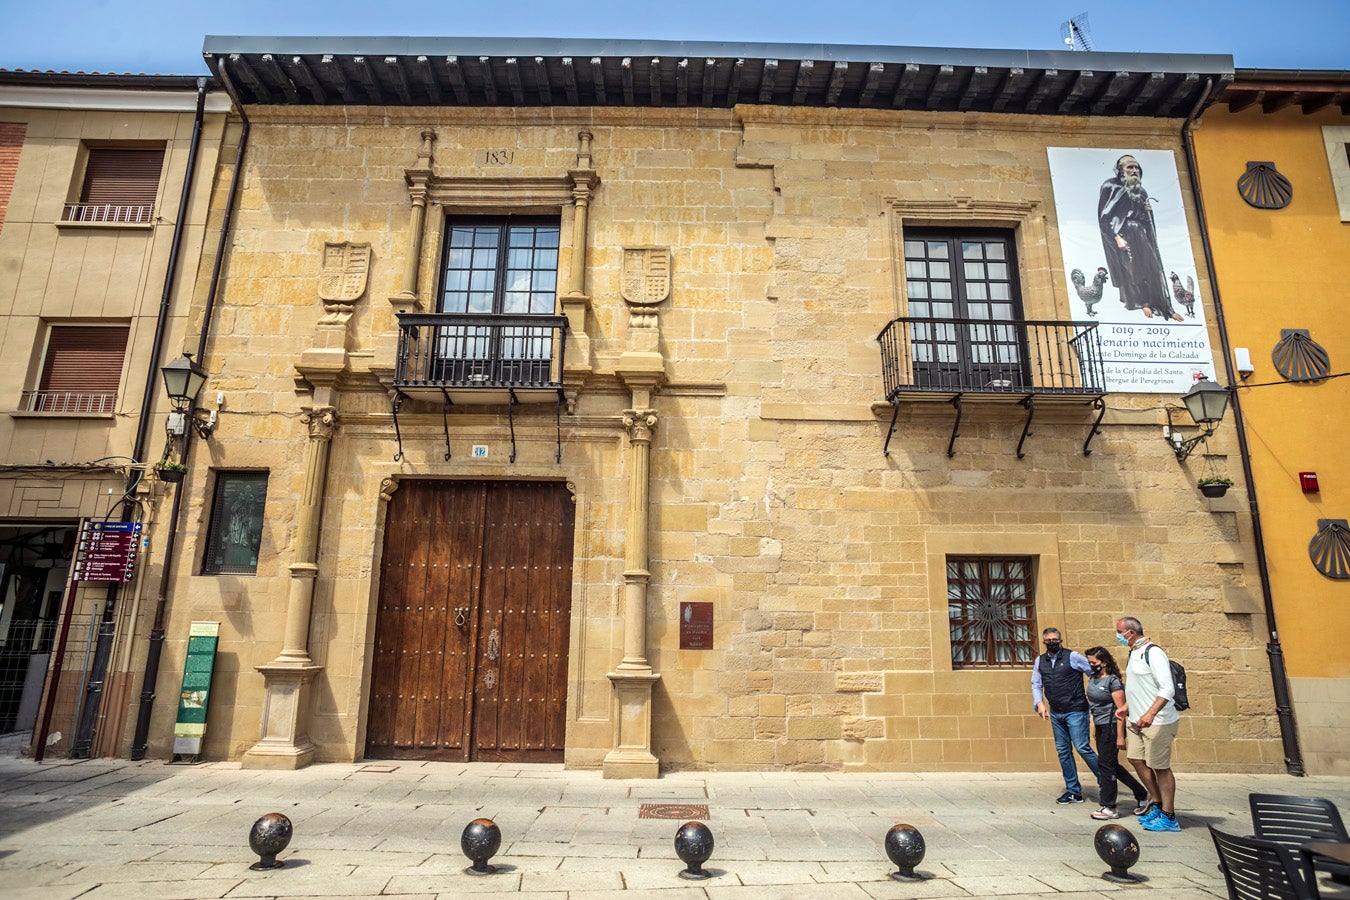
<box><xmin>1272</xmin><ymin>329</ymin><xmax>1331</xmax><ymax>382</ymax></box>
<box><xmin>1237</xmin><ymin>161</ymin><xmax>1292</xmax><ymax>210</ymax></box>
<box><xmin>1309</xmin><ymin>520</ymin><xmax>1350</xmax><ymax>580</ymax></box>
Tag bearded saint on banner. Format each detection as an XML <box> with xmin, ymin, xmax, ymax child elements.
<box><xmin>1097</xmin><ymin>154</ymin><xmax>1183</xmax><ymax>322</ymax></box>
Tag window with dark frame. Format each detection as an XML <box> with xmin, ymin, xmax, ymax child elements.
<box><xmin>62</xmin><ymin>146</ymin><xmax>165</xmax><ymax>224</ymax></box>
<box><xmin>22</xmin><ymin>324</ymin><xmax>129</xmax><ymax>413</ymax></box>
<box><xmin>902</xmin><ymin>229</ymin><xmax>1028</xmax><ymax>390</ymax></box>
<box><xmin>947</xmin><ymin>555</ymin><xmax>1037</xmax><ymax>668</ymax></box>
<box><xmin>202</xmin><ymin>472</ymin><xmax>269</xmax><ymax>576</ymax></box>
<box><xmin>435</xmin><ymin>216</ymin><xmax>561</xmax><ymax>384</ymax></box>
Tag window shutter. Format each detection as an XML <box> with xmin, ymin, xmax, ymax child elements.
<box><xmin>36</xmin><ymin>325</ymin><xmax>129</xmax><ymax>411</ymax></box>
<box><xmin>79</xmin><ymin>148</ymin><xmax>164</xmax><ymax>206</ymax></box>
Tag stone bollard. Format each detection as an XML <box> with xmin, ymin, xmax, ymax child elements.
<box><xmin>884</xmin><ymin>823</ymin><xmax>930</xmax><ymax>881</ymax></box>
<box><xmin>461</xmin><ymin>818</ymin><xmax>502</xmax><ymax>875</ymax></box>
<box><xmin>248</xmin><ymin>813</ymin><xmax>293</xmax><ymax>870</ymax></box>
<box><xmin>674</xmin><ymin>820</ymin><xmax>714</xmax><ymax>880</ymax></box>
<box><xmin>1094</xmin><ymin>823</ymin><xmax>1141</xmax><ymax>883</ymax></box>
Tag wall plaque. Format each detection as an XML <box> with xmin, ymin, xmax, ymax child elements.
<box><xmin>679</xmin><ymin>602</ymin><xmax>713</xmax><ymax>650</ymax></box>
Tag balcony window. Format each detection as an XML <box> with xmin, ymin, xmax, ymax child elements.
<box><xmin>904</xmin><ymin>229</ymin><xmax>1028</xmax><ymax>390</ymax></box>
<box><xmin>947</xmin><ymin>556</ymin><xmax>1037</xmax><ymax>668</ymax></box>
<box><xmin>22</xmin><ymin>324</ymin><xmax>129</xmax><ymax>413</ymax></box>
<box><xmin>62</xmin><ymin>147</ymin><xmax>164</xmax><ymax>224</ymax></box>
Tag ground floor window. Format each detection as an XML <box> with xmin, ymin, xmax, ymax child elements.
<box><xmin>947</xmin><ymin>555</ymin><xmax>1036</xmax><ymax>668</ymax></box>
<box><xmin>202</xmin><ymin>472</ymin><xmax>268</xmax><ymax>575</ymax></box>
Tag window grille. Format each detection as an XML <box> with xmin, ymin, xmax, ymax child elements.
<box><xmin>947</xmin><ymin>556</ymin><xmax>1037</xmax><ymax>668</ymax></box>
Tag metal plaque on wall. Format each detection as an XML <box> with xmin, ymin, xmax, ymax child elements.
<box><xmin>679</xmin><ymin>602</ymin><xmax>713</xmax><ymax>650</ymax></box>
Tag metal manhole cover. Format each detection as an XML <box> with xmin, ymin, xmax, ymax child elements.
<box><xmin>639</xmin><ymin>803</ymin><xmax>710</xmax><ymax>819</ymax></box>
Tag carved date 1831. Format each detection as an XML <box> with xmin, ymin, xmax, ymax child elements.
<box><xmin>480</xmin><ymin>149</ymin><xmax>515</xmax><ymax>165</ymax></box>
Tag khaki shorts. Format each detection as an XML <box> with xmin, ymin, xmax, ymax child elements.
<box><xmin>1126</xmin><ymin>719</ymin><xmax>1178</xmax><ymax>770</ymax></box>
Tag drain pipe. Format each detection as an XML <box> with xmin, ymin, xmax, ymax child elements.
<box><xmin>1181</xmin><ymin>79</ymin><xmax>1305</xmax><ymax>775</ymax></box>
<box><xmin>130</xmin><ymin>61</ymin><xmax>251</xmax><ymax>760</ymax></box>
<box><xmin>65</xmin><ymin>77</ymin><xmax>210</xmax><ymax>760</ymax></box>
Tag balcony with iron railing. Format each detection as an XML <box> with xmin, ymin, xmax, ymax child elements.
<box><xmin>18</xmin><ymin>390</ymin><xmax>118</xmax><ymax>414</ymax></box>
<box><xmin>394</xmin><ymin>313</ymin><xmax>568</xmax><ymax>405</ymax></box>
<box><xmin>876</xmin><ymin>317</ymin><xmax>1108</xmax><ymax>456</ymax></box>
<box><xmin>60</xmin><ymin>203</ymin><xmax>153</xmax><ymax>225</ymax></box>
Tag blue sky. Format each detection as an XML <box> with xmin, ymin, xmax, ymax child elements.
<box><xmin>1</xmin><ymin>0</ymin><xmax>1346</xmax><ymax>75</ymax></box>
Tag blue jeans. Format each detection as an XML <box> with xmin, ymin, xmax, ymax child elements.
<box><xmin>1051</xmin><ymin>710</ymin><xmax>1100</xmax><ymax>796</ymax></box>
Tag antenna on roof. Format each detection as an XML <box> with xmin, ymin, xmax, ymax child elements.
<box><xmin>1060</xmin><ymin>13</ymin><xmax>1094</xmax><ymax>51</ymax></box>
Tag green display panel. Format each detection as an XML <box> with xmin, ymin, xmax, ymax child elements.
<box><xmin>172</xmin><ymin>621</ymin><xmax>219</xmax><ymax>757</ymax></box>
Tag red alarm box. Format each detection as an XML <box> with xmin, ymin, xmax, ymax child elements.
<box><xmin>1299</xmin><ymin>472</ymin><xmax>1319</xmax><ymax>493</ymax></box>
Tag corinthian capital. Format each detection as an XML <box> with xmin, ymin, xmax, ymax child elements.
<box><xmin>622</xmin><ymin>408</ymin><xmax>658</xmax><ymax>442</ymax></box>
<box><xmin>300</xmin><ymin>406</ymin><xmax>340</xmax><ymax>441</ymax></box>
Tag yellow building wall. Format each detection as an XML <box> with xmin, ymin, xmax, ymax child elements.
<box><xmin>1193</xmin><ymin>106</ymin><xmax>1350</xmax><ymax>774</ymax></box>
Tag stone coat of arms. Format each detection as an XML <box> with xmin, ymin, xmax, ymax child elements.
<box><xmin>620</xmin><ymin>247</ymin><xmax>671</xmax><ymax>307</ymax></box>
<box><xmin>319</xmin><ymin>242</ymin><xmax>372</xmax><ymax>308</ymax></box>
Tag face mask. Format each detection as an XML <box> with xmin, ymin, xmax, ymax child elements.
<box><xmin>1045</xmin><ymin>641</ymin><xmax>1061</xmax><ymax>653</ymax></box>
<box><xmin>1089</xmin><ymin>664</ymin><xmax>1103</xmax><ymax>674</ymax></box>
<box><xmin>1115</xmin><ymin>633</ymin><xmax>1130</xmax><ymax>647</ymax></box>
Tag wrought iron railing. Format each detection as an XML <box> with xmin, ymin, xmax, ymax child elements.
<box><xmin>877</xmin><ymin>317</ymin><xmax>1106</xmax><ymax>400</ymax></box>
<box><xmin>395</xmin><ymin>313</ymin><xmax>568</xmax><ymax>393</ymax></box>
<box><xmin>20</xmin><ymin>391</ymin><xmax>117</xmax><ymax>413</ymax></box>
<box><xmin>61</xmin><ymin>203</ymin><xmax>153</xmax><ymax>224</ymax></box>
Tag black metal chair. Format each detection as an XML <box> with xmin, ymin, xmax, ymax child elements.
<box><xmin>1250</xmin><ymin>793</ymin><xmax>1350</xmax><ymax>884</ymax></box>
<box><xmin>1210</xmin><ymin>826</ymin><xmax>1319</xmax><ymax>900</ymax></box>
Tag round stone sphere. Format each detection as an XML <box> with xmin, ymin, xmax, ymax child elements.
<box><xmin>885</xmin><ymin>824</ymin><xmax>926</xmax><ymax>876</ymax></box>
<box><xmin>247</xmin><ymin>813</ymin><xmax>293</xmax><ymax>869</ymax></box>
<box><xmin>1094</xmin><ymin>823</ymin><xmax>1140</xmax><ymax>876</ymax></box>
<box><xmin>461</xmin><ymin>818</ymin><xmax>502</xmax><ymax>874</ymax></box>
<box><xmin>674</xmin><ymin>820</ymin><xmax>714</xmax><ymax>878</ymax></box>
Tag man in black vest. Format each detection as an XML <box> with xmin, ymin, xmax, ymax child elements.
<box><xmin>1031</xmin><ymin>627</ymin><xmax>1100</xmax><ymax>803</ymax></box>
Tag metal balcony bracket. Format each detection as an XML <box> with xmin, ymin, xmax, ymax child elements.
<box><xmin>882</xmin><ymin>400</ymin><xmax>901</xmax><ymax>457</ymax></box>
<box><xmin>440</xmin><ymin>389</ymin><xmax>453</xmax><ymax>461</ymax></box>
<box><xmin>946</xmin><ymin>394</ymin><xmax>964</xmax><ymax>459</ymax></box>
<box><xmin>1015</xmin><ymin>396</ymin><xmax>1035</xmax><ymax>459</ymax></box>
<box><xmin>507</xmin><ymin>390</ymin><xmax>520</xmax><ymax>463</ymax></box>
<box><xmin>391</xmin><ymin>391</ymin><xmax>407</xmax><ymax>462</ymax></box>
<box><xmin>555</xmin><ymin>395</ymin><xmax>564</xmax><ymax>464</ymax></box>
<box><xmin>1083</xmin><ymin>397</ymin><xmax>1107</xmax><ymax>456</ymax></box>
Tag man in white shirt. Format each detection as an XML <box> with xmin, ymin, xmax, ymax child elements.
<box><xmin>1115</xmin><ymin>616</ymin><xmax>1181</xmax><ymax>832</ymax></box>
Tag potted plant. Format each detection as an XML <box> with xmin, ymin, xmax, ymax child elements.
<box><xmin>154</xmin><ymin>459</ymin><xmax>189</xmax><ymax>484</ymax></box>
<box><xmin>1197</xmin><ymin>476</ymin><xmax>1232</xmax><ymax>498</ymax></box>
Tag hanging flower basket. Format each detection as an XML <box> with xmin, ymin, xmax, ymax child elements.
<box><xmin>1198</xmin><ymin>478</ymin><xmax>1231</xmax><ymax>498</ymax></box>
<box><xmin>155</xmin><ymin>462</ymin><xmax>188</xmax><ymax>484</ymax></box>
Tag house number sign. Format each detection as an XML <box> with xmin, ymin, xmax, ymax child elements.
<box><xmin>679</xmin><ymin>602</ymin><xmax>713</xmax><ymax>650</ymax></box>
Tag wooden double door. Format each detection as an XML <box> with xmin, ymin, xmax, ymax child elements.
<box><xmin>366</xmin><ymin>480</ymin><xmax>574</xmax><ymax>762</ymax></box>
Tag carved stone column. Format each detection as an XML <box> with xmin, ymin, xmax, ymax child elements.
<box><xmin>241</xmin><ymin>406</ymin><xmax>337</xmax><ymax>770</ymax></box>
<box><xmin>603</xmin><ymin>407</ymin><xmax>662</xmax><ymax>778</ymax></box>
<box><xmin>604</xmin><ymin>246</ymin><xmax>671</xmax><ymax>779</ymax></box>
<box><xmin>562</xmin><ymin>131</ymin><xmax>598</xmax><ymax>409</ymax></box>
<box><xmin>374</xmin><ymin>130</ymin><xmax>434</xmax><ymax>385</ymax></box>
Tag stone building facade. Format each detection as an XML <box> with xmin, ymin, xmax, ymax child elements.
<box><xmin>0</xmin><ymin>72</ymin><xmax>230</xmax><ymax>756</ymax></box>
<box><xmin>1193</xmin><ymin>70</ymin><xmax>1350</xmax><ymax>775</ymax></box>
<box><xmin>122</xmin><ymin>39</ymin><xmax>1293</xmax><ymax>774</ymax></box>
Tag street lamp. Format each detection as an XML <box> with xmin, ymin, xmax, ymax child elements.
<box><xmin>161</xmin><ymin>353</ymin><xmax>215</xmax><ymax>438</ymax></box>
<box><xmin>1165</xmin><ymin>376</ymin><xmax>1230</xmax><ymax>461</ymax></box>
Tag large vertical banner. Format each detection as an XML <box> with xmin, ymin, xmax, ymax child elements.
<box><xmin>1047</xmin><ymin>148</ymin><xmax>1216</xmax><ymax>393</ymax></box>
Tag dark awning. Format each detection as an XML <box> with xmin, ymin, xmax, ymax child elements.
<box><xmin>203</xmin><ymin>37</ymin><xmax>1233</xmax><ymax>118</ymax></box>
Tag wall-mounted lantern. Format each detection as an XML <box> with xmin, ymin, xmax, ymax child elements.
<box><xmin>1164</xmin><ymin>377</ymin><xmax>1230</xmax><ymax>462</ymax></box>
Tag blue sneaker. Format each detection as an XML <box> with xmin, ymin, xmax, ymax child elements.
<box><xmin>1141</xmin><ymin>811</ymin><xmax>1181</xmax><ymax>832</ymax></box>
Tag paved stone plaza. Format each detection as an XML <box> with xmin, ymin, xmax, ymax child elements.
<box><xmin>1</xmin><ymin>754</ymin><xmax>1348</xmax><ymax>898</ymax></box>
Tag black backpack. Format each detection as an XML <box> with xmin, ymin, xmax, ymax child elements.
<box><xmin>1145</xmin><ymin>645</ymin><xmax>1189</xmax><ymax>712</ymax></box>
